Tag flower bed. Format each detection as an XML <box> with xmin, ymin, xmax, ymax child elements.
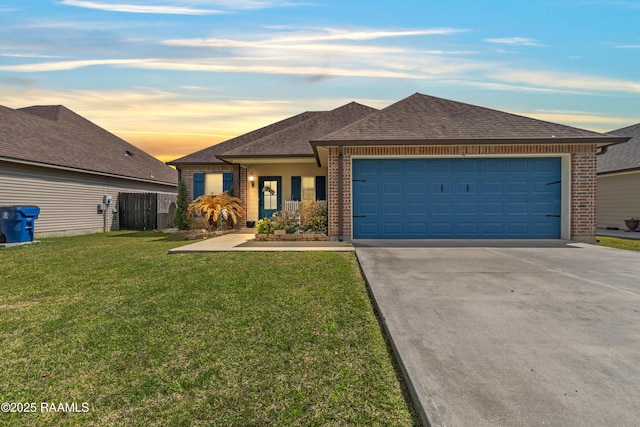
<box><xmin>255</xmin><ymin>233</ymin><xmax>329</xmax><ymax>241</ymax></box>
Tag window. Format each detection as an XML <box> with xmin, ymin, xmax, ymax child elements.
<box><xmin>302</xmin><ymin>176</ymin><xmax>315</xmax><ymax>201</ymax></box>
<box><xmin>205</xmin><ymin>173</ymin><xmax>223</xmax><ymax>195</ymax></box>
<box><xmin>193</xmin><ymin>172</ymin><xmax>233</xmax><ymax>198</ymax></box>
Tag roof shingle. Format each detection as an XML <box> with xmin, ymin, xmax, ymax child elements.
<box><xmin>219</xmin><ymin>102</ymin><xmax>378</xmax><ymax>159</ymax></box>
<box><xmin>316</xmin><ymin>93</ymin><xmax>619</xmax><ymax>143</ymax></box>
<box><xmin>167</xmin><ymin>111</ymin><xmax>325</xmax><ymax>165</ymax></box>
<box><xmin>598</xmin><ymin>122</ymin><xmax>640</xmax><ymax>174</ymax></box>
<box><xmin>0</xmin><ymin>105</ymin><xmax>177</xmax><ymax>185</ymax></box>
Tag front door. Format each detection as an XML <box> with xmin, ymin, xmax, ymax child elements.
<box><xmin>258</xmin><ymin>176</ymin><xmax>282</xmax><ymax>219</ymax></box>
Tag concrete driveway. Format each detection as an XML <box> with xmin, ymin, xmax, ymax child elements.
<box><xmin>355</xmin><ymin>240</ymin><xmax>640</xmax><ymax>427</ymax></box>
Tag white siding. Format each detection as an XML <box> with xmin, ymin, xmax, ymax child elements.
<box><xmin>597</xmin><ymin>171</ymin><xmax>640</xmax><ymax>229</ymax></box>
<box><xmin>0</xmin><ymin>161</ymin><xmax>176</xmax><ymax>238</ymax></box>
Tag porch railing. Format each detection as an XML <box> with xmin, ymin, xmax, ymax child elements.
<box><xmin>284</xmin><ymin>200</ymin><xmax>326</xmax><ymax>214</ymax></box>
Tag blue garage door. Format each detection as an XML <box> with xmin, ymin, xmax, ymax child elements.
<box><xmin>352</xmin><ymin>158</ymin><xmax>561</xmax><ymax>239</ymax></box>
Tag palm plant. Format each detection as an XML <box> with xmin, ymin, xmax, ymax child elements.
<box><xmin>187</xmin><ymin>192</ymin><xmax>245</xmax><ymax>231</ymax></box>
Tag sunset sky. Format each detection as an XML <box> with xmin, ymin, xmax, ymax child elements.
<box><xmin>1</xmin><ymin>0</ymin><xmax>639</xmax><ymax>163</ymax></box>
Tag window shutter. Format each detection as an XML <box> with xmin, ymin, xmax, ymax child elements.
<box><xmin>315</xmin><ymin>176</ymin><xmax>326</xmax><ymax>201</ymax></box>
<box><xmin>223</xmin><ymin>172</ymin><xmax>233</xmax><ymax>192</ymax></box>
<box><xmin>291</xmin><ymin>176</ymin><xmax>301</xmax><ymax>201</ymax></box>
<box><xmin>193</xmin><ymin>173</ymin><xmax>204</xmax><ymax>198</ymax></box>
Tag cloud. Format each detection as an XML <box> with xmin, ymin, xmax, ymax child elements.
<box><xmin>164</xmin><ymin>27</ymin><xmax>466</xmax><ymax>47</ymax></box>
<box><xmin>60</xmin><ymin>0</ymin><xmax>223</xmax><ymax>15</ymax></box>
<box><xmin>483</xmin><ymin>37</ymin><xmax>545</xmax><ymax>47</ymax></box>
<box><xmin>615</xmin><ymin>44</ymin><xmax>640</xmax><ymax>49</ymax></box>
<box><xmin>489</xmin><ymin>69</ymin><xmax>640</xmax><ymax>93</ymax></box>
<box><xmin>0</xmin><ymin>59</ymin><xmax>147</xmax><ymax>72</ymax></box>
<box><xmin>515</xmin><ymin>109</ymin><xmax>635</xmax><ymax>132</ymax></box>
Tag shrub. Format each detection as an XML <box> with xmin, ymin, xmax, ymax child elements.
<box><xmin>187</xmin><ymin>192</ymin><xmax>245</xmax><ymax>231</ymax></box>
<box><xmin>299</xmin><ymin>201</ymin><xmax>328</xmax><ymax>233</ymax></box>
<box><xmin>271</xmin><ymin>210</ymin><xmax>299</xmax><ymax>234</ymax></box>
<box><xmin>256</xmin><ymin>218</ymin><xmax>275</xmax><ymax>234</ymax></box>
<box><xmin>173</xmin><ymin>180</ymin><xmax>190</xmax><ymax>230</ymax></box>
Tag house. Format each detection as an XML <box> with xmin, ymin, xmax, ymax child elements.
<box><xmin>169</xmin><ymin>93</ymin><xmax>627</xmax><ymax>242</ymax></box>
<box><xmin>0</xmin><ymin>104</ymin><xmax>178</xmax><ymax>238</ymax></box>
<box><xmin>596</xmin><ymin>122</ymin><xmax>640</xmax><ymax>229</ymax></box>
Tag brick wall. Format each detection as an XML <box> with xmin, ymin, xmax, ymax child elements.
<box><xmin>178</xmin><ymin>164</ymin><xmax>235</xmax><ymax>202</ymax></box>
<box><xmin>178</xmin><ymin>163</ymin><xmax>246</xmax><ymax>227</ymax></box>
<box><xmin>328</xmin><ymin>144</ymin><xmax>597</xmax><ymax>241</ymax></box>
<box><xmin>570</xmin><ymin>148</ymin><xmax>597</xmax><ymax>241</ymax></box>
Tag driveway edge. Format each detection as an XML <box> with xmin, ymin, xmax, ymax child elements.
<box><xmin>355</xmin><ymin>250</ymin><xmax>430</xmax><ymax>427</ymax></box>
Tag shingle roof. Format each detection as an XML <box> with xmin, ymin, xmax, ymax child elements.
<box><xmin>219</xmin><ymin>102</ymin><xmax>378</xmax><ymax>159</ymax></box>
<box><xmin>598</xmin><ymin>123</ymin><xmax>640</xmax><ymax>174</ymax></box>
<box><xmin>167</xmin><ymin>111</ymin><xmax>325</xmax><ymax>165</ymax></box>
<box><xmin>0</xmin><ymin>105</ymin><xmax>177</xmax><ymax>185</ymax></box>
<box><xmin>315</xmin><ymin>93</ymin><xmax>623</xmax><ymax>144</ymax></box>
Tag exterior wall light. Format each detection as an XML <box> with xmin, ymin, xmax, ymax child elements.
<box><xmin>249</xmin><ymin>173</ymin><xmax>255</xmax><ymax>187</ymax></box>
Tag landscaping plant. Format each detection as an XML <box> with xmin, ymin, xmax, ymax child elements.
<box><xmin>256</xmin><ymin>218</ymin><xmax>275</xmax><ymax>234</ymax></box>
<box><xmin>187</xmin><ymin>192</ymin><xmax>245</xmax><ymax>231</ymax></box>
<box><xmin>271</xmin><ymin>209</ymin><xmax>299</xmax><ymax>234</ymax></box>
<box><xmin>173</xmin><ymin>180</ymin><xmax>190</xmax><ymax>230</ymax></box>
<box><xmin>299</xmin><ymin>200</ymin><xmax>328</xmax><ymax>234</ymax></box>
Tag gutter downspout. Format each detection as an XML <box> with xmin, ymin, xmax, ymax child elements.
<box><xmin>338</xmin><ymin>146</ymin><xmax>343</xmax><ymax>241</ymax></box>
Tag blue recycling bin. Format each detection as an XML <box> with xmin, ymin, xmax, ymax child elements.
<box><xmin>0</xmin><ymin>206</ymin><xmax>40</xmax><ymax>243</ymax></box>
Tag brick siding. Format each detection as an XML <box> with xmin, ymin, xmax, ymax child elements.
<box><xmin>178</xmin><ymin>164</ymin><xmax>246</xmax><ymax>227</ymax></box>
<box><xmin>328</xmin><ymin>144</ymin><xmax>597</xmax><ymax>241</ymax></box>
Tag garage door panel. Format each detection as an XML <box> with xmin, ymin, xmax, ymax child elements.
<box><xmin>383</xmin><ymin>203</ymin><xmax>402</xmax><ymax>214</ymax></box>
<box><xmin>433</xmin><ymin>160</ymin><xmax>454</xmax><ymax>173</ymax></box>
<box><xmin>432</xmin><ymin>202</ymin><xmax>453</xmax><ymax>214</ymax></box>
<box><xmin>352</xmin><ymin>158</ymin><xmax>561</xmax><ymax>239</ymax></box>
<box><xmin>408</xmin><ymin>202</ymin><xmax>427</xmax><ymax>214</ymax></box>
<box><xmin>383</xmin><ymin>161</ymin><xmax>403</xmax><ymax>174</ymax></box>
<box><xmin>408</xmin><ymin>222</ymin><xmax>428</xmax><ymax>234</ymax></box>
<box><xmin>407</xmin><ymin>182</ymin><xmax>428</xmax><ymax>194</ymax></box>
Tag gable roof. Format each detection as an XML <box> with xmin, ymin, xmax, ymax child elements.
<box><xmin>0</xmin><ymin>105</ymin><xmax>177</xmax><ymax>185</ymax></box>
<box><xmin>167</xmin><ymin>111</ymin><xmax>325</xmax><ymax>165</ymax></box>
<box><xmin>313</xmin><ymin>93</ymin><xmax>626</xmax><ymax>146</ymax></box>
<box><xmin>218</xmin><ymin>102</ymin><xmax>378</xmax><ymax>161</ymax></box>
<box><xmin>598</xmin><ymin>122</ymin><xmax>640</xmax><ymax>175</ymax></box>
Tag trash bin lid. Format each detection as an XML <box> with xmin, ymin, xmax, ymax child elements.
<box><xmin>13</xmin><ymin>206</ymin><xmax>41</xmax><ymax>218</ymax></box>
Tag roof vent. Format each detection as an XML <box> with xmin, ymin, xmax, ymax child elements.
<box><xmin>124</xmin><ymin>150</ymin><xmax>133</xmax><ymax>156</ymax></box>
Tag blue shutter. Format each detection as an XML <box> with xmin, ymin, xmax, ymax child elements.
<box><xmin>315</xmin><ymin>176</ymin><xmax>326</xmax><ymax>201</ymax></box>
<box><xmin>193</xmin><ymin>173</ymin><xmax>204</xmax><ymax>198</ymax></box>
<box><xmin>291</xmin><ymin>176</ymin><xmax>301</xmax><ymax>201</ymax></box>
<box><xmin>223</xmin><ymin>172</ymin><xmax>233</xmax><ymax>192</ymax></box>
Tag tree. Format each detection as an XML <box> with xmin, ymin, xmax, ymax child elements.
<box><xmin>187</xmin><ymin>192</ymin><xmax>245</xmax><ymax>231</ymax></box>
<box><xmin>173</xmin><ymin>180</ymin><xmax>190</xmax><ymax>230</ymax></box>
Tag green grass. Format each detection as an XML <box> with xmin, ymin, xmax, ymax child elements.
<box><xmin>597</xmin><ymin>235</ymin><xmax>640</xmax><ymax>252</ymax></box>
<box><xmin>0</xmin><ymin>232</ymin><xmax>418</xmax><ymax>426</ymax></box>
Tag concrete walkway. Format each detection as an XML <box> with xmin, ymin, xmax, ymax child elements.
<box><xmin>168</xmin><ymin>230</ymin><xmax>353</xmax><ymax>253</ymax></box>
<box><xmin>356</xmin><ymin>240</ymin><xmax>640</xmax><ymax>427</ymax></box>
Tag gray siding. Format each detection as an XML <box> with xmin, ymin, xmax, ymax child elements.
<box><xmin>1</xmin><ymin>161</ymin><xmax>176</xmax><ymax>238</ymax></box>
<box><xmin>597</xmin><ymin>171</ymin><xmax>640</xmax><ymax>229</ymax></box>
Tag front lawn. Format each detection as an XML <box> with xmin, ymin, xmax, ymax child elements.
<box><xmin>0</xmin><ymin>232</ymin><xmax>417</xmax><ymax>426</ymax></box>
<box><xmin>597</xmin><ymin>235</ymin><xmax>640</xmax><ymax>252</ymax></box>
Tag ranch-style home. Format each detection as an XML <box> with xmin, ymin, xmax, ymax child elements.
<box><xmin>596</xmin><ymin>122</ymin><xmax>640</xmax><ymax>230</ymax></box>
<box><xmin>0</xmin><ymin>104</ymin><xmax>177</xmax><ymax>238</ymax></box>
<box><xmin>168</xmin><ymin>93</ymin><xmax>628</xmax><ymax>242</ymax></box>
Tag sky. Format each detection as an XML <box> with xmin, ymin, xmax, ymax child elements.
<box><xmin>1</xmin><ymin>0</ymin><xmax>639</xmax><ymax>164</ymax></box>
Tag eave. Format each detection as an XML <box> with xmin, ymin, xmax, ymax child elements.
<box><xmin>310</xmin><ymin>136</ymin><xmax>630</xmax><ymax>167</ymax></box>
<box><xmin>1</xmin><ymin>156</ymin><xmax>177</xmax><ymax>187</ymax></box>
<box><xmin>216</xmin><ymin>154</ymin><xmax>316</xmax><ymax>165</ymax></box>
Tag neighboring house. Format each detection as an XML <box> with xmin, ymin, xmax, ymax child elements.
<box><xmin>596</xmin><ymin>122</ymin><xmax>640</xmax><ymax>229</ymax></box>
<box><xmin>0</xmin><ymin>104</ymin><xmax>178</xmax><ymax>238</ymax></box>
<box><xmin>169</xmin><ymin>93</ymin><xmax>626</xmax><ymax>242</ymax></box>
